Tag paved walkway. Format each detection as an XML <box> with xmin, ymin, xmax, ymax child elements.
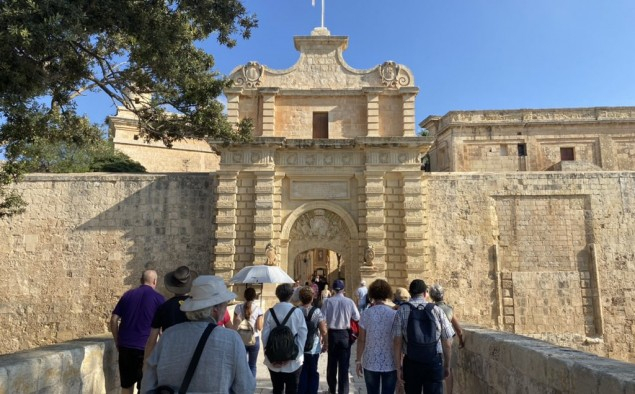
<box><xmin>254</xmin><ymin>342</ymin><xmax>367</xmax><ymax>394</ymax></box>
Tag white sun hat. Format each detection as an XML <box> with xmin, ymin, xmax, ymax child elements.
<box><xmin>180</xmin><ymin>275</ymin><xmax>236</xmax><ymax>312</ymax></box>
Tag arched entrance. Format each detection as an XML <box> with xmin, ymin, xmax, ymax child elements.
<box><xmin>280</xmin><ymin>202</ymin><xmax>359</xmax><ymax>294</ymax></box>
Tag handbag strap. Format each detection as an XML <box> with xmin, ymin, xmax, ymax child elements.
<box><xmin>178</xmin><ymin>323</ymin><xmax>216</xmax><ymax>394</ymax></box>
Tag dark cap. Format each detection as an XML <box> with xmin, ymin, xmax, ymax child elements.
<box><xmin>409</xmin><ymin>279</ymin><xmax>427</xmax><ymax>296</ymax></box>
<box><xmin>332</xmin><ymin>279</ymin><xmax>345</xmax><ymax>291</ymax></box>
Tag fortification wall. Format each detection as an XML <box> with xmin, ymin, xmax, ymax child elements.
<box><xmin>455</xmin><ymin>326</ymin><xmax>635</xmax><ymax>393</ymax></box>
<box><xmin>0</xmin><ymin>174</ymin><xmax>215</xmax><ymax>355</ymax></box>
<box><xmin>423</xmin><ymin>172</ymin><xmax>635</xmax><ymax>363</ymax></box>
<box><xmin>0</xmin><ymin>172</ymin><xmax>633</xmax><ymax>364</ymax></box>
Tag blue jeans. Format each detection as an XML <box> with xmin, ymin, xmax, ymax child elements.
<box><xmin>245</xmin><ymin>336</ymin><xmax>260</xmax><ymax>377</ymax></box>
<box><xmin>298</xmin><ymin>352</ymin><xmax>320</xmax><ymax>394</ymax></box>
<box><xmin>403</xmin><ymin>354</ymin><xmax>444</xmax><ymax>394</ymax></box>
<box><xmin>363</xmin><ymin>369</ymin><xmax>397</xmax><ymax>394</ymax></box>
<box><xmin>327</xmin><ymin>329</ymin><xmax>351</xmax><ymax>394</ymax></box>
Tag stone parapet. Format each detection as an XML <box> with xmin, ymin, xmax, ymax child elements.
<box><xmin>0</xmin><ymin>336</ymin><xmax>118</xmax><ymax>394</ymax></box>
<box><xmin>455</xmin><ymin>325</ymin><xmax>635</xmax><ymax>393</ymax></box>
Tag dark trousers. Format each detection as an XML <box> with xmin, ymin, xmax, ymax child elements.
<box><xmin>327</xmin><ymin>329</ymin><xmax>351</xmax><ymax>394</ymax></box>
<box><xmin>403</xmin><ymin>354</ymin><xmax>444</xmax><ymax>394</ymax></box>
<box><xmin>269</xmin><ymin>366</ymin><xmax>302</xmax><ymax>394</ymax></box>
<box><xmin>245</xmin><ymin>336</ymin><xmax>260</xmax><ymax>377</ymax></box>
<box><xmin>298</xmin><ymin>352</ymin><xmax>321</xmax><ymax>394</ymax></box>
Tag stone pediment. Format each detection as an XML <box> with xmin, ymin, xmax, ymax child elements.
<box><xmin>229</xmin><ymin>28</ymin><xmax>414</xmax><ymax>92</ymax></box>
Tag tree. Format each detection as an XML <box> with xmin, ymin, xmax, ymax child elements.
<box><xmin>0</xmin><ymin>0</ymin><xmax>257</xmax><ymax>216</ymax></box>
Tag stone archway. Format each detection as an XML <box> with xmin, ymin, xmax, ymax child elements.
<box><xmin>280</xmin><ymin>202</ymin><xmax>359</xmax><ymax>294</ymax></box>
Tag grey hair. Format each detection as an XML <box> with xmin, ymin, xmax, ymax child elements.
<box><xmin>185</xmin><ymin>306</ymin><xmax>213</xmax><ymax>321</ymax></box>
<box><xmin>428</xmin><ymin>284</ymin><xmax>445</xmax><ymax>302</ymax></box>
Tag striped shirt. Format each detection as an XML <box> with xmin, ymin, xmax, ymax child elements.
<box><xmin>392</xmin><ymin>296</ymin><xmax>455</xmax><ymax>354</ymax></box>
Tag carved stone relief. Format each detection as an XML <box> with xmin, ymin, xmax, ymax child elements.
<box><xmin>235</xmin><ymin>61</ymin><xmax>264</xmax><ymax>88</ymax></box>
<box><xmin>289</xmin><ymin>209</ymin><xmax>349</xmax><ymax>241</ymax></box>
<box><xmin>379</xmin><ymin>61</ymin><xmax>411</xmax><ymax>88</ymax></box>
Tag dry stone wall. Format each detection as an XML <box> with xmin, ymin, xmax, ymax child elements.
<box><xmin>0</xmin><ymin>174</ymin><xmax>214</xmax><ymax>355</ymax></box>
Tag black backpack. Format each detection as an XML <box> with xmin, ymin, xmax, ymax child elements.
<box><xmin>303</xmin><ymin>306</ymin><xmax>318</xmax><ymax>353</ymax></box>
<box><xmin>405</xmin><ymin>302</ymin><xmax>439</xmax><ymax>364</ymax></box>
<box><xmin>265</xmin><ymin>307</ymin><xmax>299</xmax><ymax>363</ymax></box>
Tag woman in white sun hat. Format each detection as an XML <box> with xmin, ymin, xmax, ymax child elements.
<box><xmin>141</xmin><ymin>275</ymin><xmax>255</xmax><ymax>393</ymax></box>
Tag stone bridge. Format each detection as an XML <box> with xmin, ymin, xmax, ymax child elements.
<box><xmin>1</xmin><ymin>326</ymin><xmax>632</xmax><ymax>393</ymax></box>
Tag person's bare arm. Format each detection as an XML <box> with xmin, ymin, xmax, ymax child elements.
<box><xmin>232</xmin><ymin>312</ymin><xmax>241</xmax><ymax>329</ymax></box>
<box><xmin>110</xmin><ymin>314</ymin><xmax>120</xmax><ymax>349</ymax></box>
<box><xmin>318</xmin><ymin>320</ymin><xmax>328</xmax><ymax>352</ymax></box>
<box><xmin>441</xmin><ymin>338</ymin><xmax>452</xmax><ymax>378</ymax></box>
<box><xmin>144</xmin><ymin>327</ymin><xmax>160</xmax><ymax>362</ymax></box>
<box><xmin>355</xmin><ymin>327</ymin><xmax>366</xmax><ymax>377</ymax></box>
<box><xmin>393</xmin><ymin>336</ymin><xmax>404</xmax><ymax>389</ymax></box>
<box><xmin>256</xmin><ymin>314</ymin><xmax>264</xmax><ymax>331</ymax></box>
<box><xmin>451</xmin><ymin>316</ymin><xmax>465</xmax><ymax>348</ymax></box>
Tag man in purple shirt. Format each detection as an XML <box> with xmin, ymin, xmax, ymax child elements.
<box><xmin>111</xmin><ymin>269</ymin><xmax>165</xmax><ymax>394</ymax></box>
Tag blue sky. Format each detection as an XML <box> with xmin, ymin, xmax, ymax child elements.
<box><xmin>77</xmin><ymin>0</ymin><xmax>635</xmax><ymax>132</ymax></box>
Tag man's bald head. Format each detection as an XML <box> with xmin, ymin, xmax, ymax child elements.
<box><xmin>141</xmin><ymin>270</ymin><xmax>158</xmax><ymax>287</ymax></box>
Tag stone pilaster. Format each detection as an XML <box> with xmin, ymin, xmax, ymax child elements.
<box><xmin>253</xmin><ymin>171</ymin><xmax>276</xmax><ymax>264</ymax></box>
<box><xmin>363</xmin><ymin>88</ymin><xmax>383</xmax><ymax>137</ymax></box>
<box><xmin>225</xmin><ymin>88</ymin><xmax>241</xmax><ymax>127</ymax></box>
<box><xmin>363</xmin><ymin>171</ymin><xmax>387</xmax><ymax>274</ymax></box>
<box><xmin>213</xmin><ymin>171</ymin><xmax>239</xmax><ymax>280</ymax></box>
<box><xmin>400</xmin><ymin>87</ymin><xmax>419</xmax><ymax>136</ymax></box>
<box><xmin>259</xmin><ymin>88</ymin><xmax>279</xmax><ymax>137</ymax></box>
<box><xmin>402</xmin><ymin>172</ymin><xmax>425</xmax><ymax>282</ymax></box>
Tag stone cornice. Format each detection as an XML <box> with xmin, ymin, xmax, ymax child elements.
<box><xmin>208</xmin><ymin>137</ymin><xmax>432</xmax><ymax>150</ymax></box>
<box><xmin>421</xmin><ymin>107</ymin><xmax>635</xmax><ymax>137</ymax></box>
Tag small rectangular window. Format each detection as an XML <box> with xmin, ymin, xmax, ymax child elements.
<box><xmin>560</xmin><ymin>147</ymin><xmax>575</xmax><ymax>161</ymax></box>
<box><xmin>517</xmin><ymin>143</ymin><xmax>527</xmax><ymax>157</ymax></box>
<box><xmin>313</xmin><ymin>112</ymin><xmax>328</xmax><ymax>139</ymax></box>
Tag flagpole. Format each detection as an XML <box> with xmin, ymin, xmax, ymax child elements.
<box><xmin>322</xmin><ymin>0</ymin><xmax>325</xmax><ymax>28</ymax></box>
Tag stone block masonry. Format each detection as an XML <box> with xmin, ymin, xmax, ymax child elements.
<box><xmin>0</xmin><ymin>174</ymin><xmax>215</xmax><ymax>355</ymax></box>
<box><xmin>1</xmin><ymin>171</ymin><xmax>634</xmax><ymax>365</ymax></box>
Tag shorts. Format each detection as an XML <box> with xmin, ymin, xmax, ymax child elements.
<box><xmin>118</xmin><ymin>346</ymin><xmax>144</xmax><ymax>389</ymax></box>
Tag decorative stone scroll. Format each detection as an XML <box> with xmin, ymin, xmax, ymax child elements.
<box><xmin>289</xmin><ymin>209</ymin><xmax>348</xmax><ymax>241</ymax></box>
<box><xmin>380</xmin><ymin>61</ymin><xmax>410</xmax><ymax>88</ymax></box>
<box><xmin>235</xmin><ymin>61</ymin><xmax>264</xmax><ymax>88</ymax></box>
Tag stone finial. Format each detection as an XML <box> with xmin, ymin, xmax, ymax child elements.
<box><xmin>265</xmin><ymin>242</ymin><xmax>278</xmax><ymax>266</ymax></box>
<box><xmin>380</xmin><ymin>61</ymin><xmax>411</xmax><ymax>88</ymax></box>
<box><xmin>363</xmin><ymin>245</ymin><xmax>375</xmax><ymax>266</ymax></box>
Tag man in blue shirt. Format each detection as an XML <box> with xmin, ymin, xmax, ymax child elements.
<box><xmin>322</xmin><ymin>279</ymin><xmax>360</xmax><ymax>394</ymax></box>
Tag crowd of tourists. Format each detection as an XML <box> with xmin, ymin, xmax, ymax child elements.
<box><xmin>110</xmin><ymin>266</ymin><xmax>464</xmax><ymax>394</ymax></box>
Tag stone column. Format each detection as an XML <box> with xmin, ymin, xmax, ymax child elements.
<box><xmin>402</xmin><ymin>172</ymin><xmax>425</xmax><ymax>282</ymax></box>
<box><xmin>363</xmin><ymin>87</ymin><xmax>383</xmax><ymax>137</ymax></box>
<box><xmin>253</xmin><ymin>170</ymin><xmax>276</xmax><ymax>264</ymax></box>
<box><xmin>225</xmin><ymin>88</ymin><xmax>241</xmax><ymax>127</ymax></box>
<box><xmin>213</xmin><ymin>170</ymin><xmax>239</xmax><ymax>280</ymax></box>
<box><xmin>400</xmin><ymin>87</ymin><xmax>419</xmax><ymax>136</ymax></box>
<box><xmin>362</xmin><ymin>171</ymin><xmax>386</xmax><ymax>278</ymax></box>
<box><xmin>259</xmin><ymin>88</ymin><xmax>279</xmax><ymax>137</ymax></box>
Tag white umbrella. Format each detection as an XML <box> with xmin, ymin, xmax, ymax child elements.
<box><xmin>230</xmin><ymin>265</ymin><xmax>294</xmax><ymax>309</ymax></box>
<box><xmin>230</xmin><ymin>265</ymin><xmax>294</xmax><ymax>284</ymax></box>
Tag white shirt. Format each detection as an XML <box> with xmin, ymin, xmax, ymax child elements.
<box><xmin>262</xmin><ymin>302</ymin><xmax>308</xmax><ymax>372</ymax></box>
<box><xmin>360</xmin><ymin>304</ymin><xmax>397</xmax><ymax>372</ymax></box>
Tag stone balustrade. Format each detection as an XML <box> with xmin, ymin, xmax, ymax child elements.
<box><xmin>455</xmin><ymin>326</ymin><xmax>635</xmax><ymax>393</ymax></box>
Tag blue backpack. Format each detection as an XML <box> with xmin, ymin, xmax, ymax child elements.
<box><xmin>405</xmin><ymin>303</ymin><xmax>439</xmax><ymax>364</ymax></box>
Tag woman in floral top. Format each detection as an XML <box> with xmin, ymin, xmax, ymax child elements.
<box><xmin>355</xmin><ymin>279</ymin><xmax>397</xmax><ymax>394</ymax></box>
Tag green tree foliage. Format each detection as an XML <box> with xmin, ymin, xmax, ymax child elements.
<box><xmin>0</xmin><ymin>0</ymin><xmax>257</xmax><ymax>216</ymax></box>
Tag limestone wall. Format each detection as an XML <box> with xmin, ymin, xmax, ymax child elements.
<box><xmin>455</xmin><ymin>326</ymin><xmax>635</xmax><ymax>393</ymax></box>
<box><xmin>0</xmin><ymin>336</ymin><xmax>118</xmax><ymax>394</ymax></box>
<box><xmin>0</xmin><ymin>174</ymin><xmax>215</xmax><ymax>355</ymax></box>
<box><xmin>423</xmin><ymin>172</ymin><xmax>635</xmax><ymax>362</ymax></box>
<box><xmin>1</xmin><ymin>171</ymin><xmax>634</xmax><ymax>364</ymax></box>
